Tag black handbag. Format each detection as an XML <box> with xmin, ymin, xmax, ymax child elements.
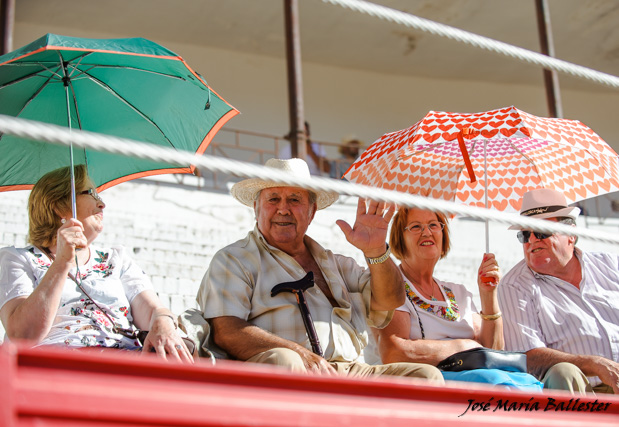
<box><xmin>437</xmin><ymin>347</ymin><xmax>527</xmax><ymax>372</ymax></box>
<box><xmin>406</xmin><ymin>284</ymin><xmax>525</xmax><ymax>373</ymax></box>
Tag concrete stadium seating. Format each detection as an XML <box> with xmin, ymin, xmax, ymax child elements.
<box><xmin>1</xmin><ymin>176</ymin><xmax>618</xmax><ymax>341</ymax></box>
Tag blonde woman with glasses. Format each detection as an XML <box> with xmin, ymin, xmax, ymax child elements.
<box><xmin>0</xmin><ymin>165</ymin><xmax>193</xmax><ymax>362</ymax></box>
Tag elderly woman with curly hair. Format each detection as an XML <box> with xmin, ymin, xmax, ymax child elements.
<box><xmin>373</xmin><ymin>207</ymin><xmax>541</xmax><ymax>389</ymax></box>
<box><xmin>0</xmin><ymin>165</ymin><xmax>192</xmax><ymax>362</ymax></box>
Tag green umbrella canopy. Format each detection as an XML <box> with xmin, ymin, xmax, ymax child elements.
<box><xmin>0</xmin><ymin>33</ymin><xmax>239</xmax><ymax>191</ymax></box>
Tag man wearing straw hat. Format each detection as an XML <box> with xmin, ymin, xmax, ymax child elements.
<box><xmin>197</xmin><ymin>158</ymin><xmax>442</xmax><ymax>381</ymax></box>
<box><xmin>499</xmin><ymin>188</ymin><xmax>619</xmax><ymax>394</ymax></box>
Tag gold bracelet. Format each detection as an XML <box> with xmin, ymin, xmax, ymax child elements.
<box><xmin>155</xmin><ymin>313</ymin><xmax>178</xmax><ymax>329</ymax></box>
<box><xmin>480</xmin><ymin>311</ymin><xmax>502</xmax><ymax>321</ymax></box>
<box><xmin>365</xmin><ymin>244</ymin><xmax>391</xmax><ymax>265</ymax></box>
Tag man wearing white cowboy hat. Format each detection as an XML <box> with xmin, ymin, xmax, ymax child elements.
<box><xmin>196</xmin><ymin>158</ymin><xmax>442</xmax><ymax>381</ymax></box>
<box><xmin>499</xmin><ymin>188</ymin><xmax>619</xmax><ymax>394</ymax></box>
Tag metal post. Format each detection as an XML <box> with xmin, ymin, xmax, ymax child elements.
<box><xmin>535</xmin><ymin>0</ymin><xmax>563</xmax><ymax>118</ymax></box>
<box><xmin>284</xmin><ymin>0</ymin><xmax>306</xmax><ymax>159</ymax></box>
<box><xmin>1</xmin><ymin>0</ymin><xmax>16</xmax><ymax>54</ymax></box>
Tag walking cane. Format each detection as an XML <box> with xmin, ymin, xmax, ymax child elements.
<box><xmin>271</xmin><ymin>272</ymin><xmax>323</xmax><ymax>357</ymax></box>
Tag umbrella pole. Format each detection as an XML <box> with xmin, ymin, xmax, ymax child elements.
<box><xmin>61</xmin><ymin>59</ymin><xmax>77</xmax><ymax>219</ymax></box>
<box><xmin>61</xmin><ymin>62</ymin><xmax>83</xmax><ymax>268</ymax></box>
<box><xmin>484</xmin><ymin>140</ymin><xmax>489</xmax><ymax>253</ymax></box>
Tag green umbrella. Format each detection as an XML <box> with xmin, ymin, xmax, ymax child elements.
<box><xmin>0</xmin><ymin>33</ymin><xmax>238</xmax><ymax>214</ymax></box>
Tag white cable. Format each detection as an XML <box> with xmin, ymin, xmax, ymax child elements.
<box><xmin>0</xmin><ymin>115</ymin><xmax>617</xmax><ymax>245</ymax></box>
<box><xmin>321</xmin><ymin>0</ymin><xmax>619</xmax><ymax>89</ymax></box>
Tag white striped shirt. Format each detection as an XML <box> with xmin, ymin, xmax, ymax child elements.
<box><xmin>499</xmin><ymin>248</ymin><xmax>619</xmax><ymax>386</ymax></box>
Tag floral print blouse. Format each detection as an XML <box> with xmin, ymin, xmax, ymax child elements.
<box><xmin>0</xmin><ymin>245</ymin><xmax>153</xmax><ymax>349</ymax></box>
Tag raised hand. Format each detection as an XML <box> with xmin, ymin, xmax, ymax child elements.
<box><xmin>336</xmin><ymin>198</ymin><xmax>395</xmax><ymax>257</ymax></box>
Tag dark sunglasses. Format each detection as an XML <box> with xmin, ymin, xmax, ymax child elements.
<box><xmin>517</xmin><ymin>230</ymin><xmax>552</xmax><ymax>244</ymax></box>
<box><xmin>516</xmin><ymin>218</ymin><xmax>574</xmax><ymax>244</ymax></box>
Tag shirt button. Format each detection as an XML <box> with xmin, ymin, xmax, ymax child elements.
<box><xmin>316</xmin><ymin>289</ymin><xmax>321</xmax><ymax>294</ymax></box>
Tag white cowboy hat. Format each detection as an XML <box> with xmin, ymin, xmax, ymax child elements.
<box><xmin>230</xmin><ymin>158</ymin><xmax>339</xmax><ymax>210</ymax></box>
<box><xmin>508</xmin><ymin>188</ymin><xmax>580</xmax><ymax>230</ymax></box>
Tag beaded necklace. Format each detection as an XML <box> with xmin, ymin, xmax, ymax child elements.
<box><xmin>404</xmin><ymin>280</ymin><xmax>461</xmax><ymax>339</ymax></box>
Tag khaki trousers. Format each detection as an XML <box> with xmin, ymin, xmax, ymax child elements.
<box><xmin>247</xmin><ymin>347</ymin><xmax>444</xmax><ymax>384</ymax></box>
<box><xmin>541</xmin><ymin>362</ymin><xmax>614</xmax><ymax>395</ymax></box>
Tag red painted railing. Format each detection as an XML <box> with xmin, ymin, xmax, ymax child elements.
<box><xmin>1</xmin><ymin>342</ymin><xmax>617</xmax><ymax>426</ymax></box>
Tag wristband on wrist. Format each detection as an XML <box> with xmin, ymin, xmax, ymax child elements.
<box><xmin>365</xmin><ymin>244</ymin><xmax>391</xmax><ymax>265</ymax></box>
<box><xmin>479</xmin><ymin>311</ymin><xmax>502</xmax><ymax>321</ymax></box>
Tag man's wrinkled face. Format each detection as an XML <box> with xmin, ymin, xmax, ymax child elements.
<box><xmin>522</xmin><ymin>217</ymin><xmax>576</xmax><ymax>275</ymax></box>
<box><xmin>255</xmin><ymin>187</ymin><xmax>316</xmax><ymax>249</ymax></box>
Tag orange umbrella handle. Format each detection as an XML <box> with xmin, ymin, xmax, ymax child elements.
<box><xmin>457</xmin><ymin>129</ymin><xmax>476</xmax><ymax>183</ymax></box>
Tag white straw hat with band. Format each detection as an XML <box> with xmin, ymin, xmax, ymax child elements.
<box><xmin>230</xmin><ymin>158</ymin><xmax>339</xmax><ymax>210</ymax></box>
<box><xmin>508</xmin><ymin>188</ymin><xmax>580</xmax><ymax>230</ymax></box>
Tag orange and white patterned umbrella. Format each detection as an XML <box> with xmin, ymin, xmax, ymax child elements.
<box><xmin>345</xmin><ymin>106</ymin><xmax>619</xmax><ymax>213</ymax></box>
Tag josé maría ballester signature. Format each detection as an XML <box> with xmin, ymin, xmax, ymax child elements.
<box><xmin>459</xmin><ymin>397</ymin><xmax>612</xmax><ymax>417</ymax></box>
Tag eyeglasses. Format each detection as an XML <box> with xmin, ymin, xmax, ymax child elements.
<box><xmin>516</xmin><ymin>219</ymin><xmax>574</xmax><ymax>244</ymax></box>
<box><xmin>516</xmin><ymin>230</ymin><xmax>552</xmax><ymax>244</ymax></box>
<box><xmin>80</xmin><ymin>188</ymin><xmax>103</xmax><ymax>203</ymax></box>
<box><xmin>404</xmin><ymin>221</ymin><xmax>445</xmax><ymax>234</ymax></box>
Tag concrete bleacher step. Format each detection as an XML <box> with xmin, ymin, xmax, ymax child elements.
<box><xmin>1</xmin><ymin>178</ymin><xmax>618</xmax><ymax>343</ymax></box>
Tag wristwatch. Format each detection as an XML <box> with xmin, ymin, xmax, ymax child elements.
<box><xmin>366</xmin><ymin>244</ymin><xmax>391</xmax><ymax>265</ymax></box>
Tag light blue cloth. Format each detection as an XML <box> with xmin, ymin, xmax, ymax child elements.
<box><xmin>441</xmin><ymin>369</ymin><xmax>543</xmax><ymax>391</ymax></box>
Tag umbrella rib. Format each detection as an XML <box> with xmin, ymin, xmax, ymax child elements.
<box><xmin>399</xmin><ymin>137</ymin><xmax>477</xmax><ymax>161</ymax></box>
<box><xmin>4</xmin><ymin>52</ymin><xmax>90</xmax><ymax>79</ymax></box>
<box><xmin>69</xmin><ymin>63</ymin><xmax>191</xmax><ymax>83</ymax></box>
<box><xmin>469</xmin><ymin>139</ymin><xmax>478</xmax><ymax>154</ymax></box>
<box><xmin>66</xmin><ymin>78</ymin><xmax>84</xmax><ymax>131</ymax></box>
<box><xmin>33</xmin><ymin>62</ymin><xmax>65</xmax><ymax>80</ymax></box>
<box><xmin>92</xmin><ymin>64</ymin><xmax>190</xmax><ymax>81</ymax></box>
<box><xmin>0</xmin><ymin>66</ymin><xmax>59</xmax><ymax>144</ymax></box>
<box><xmin>0</xmin><ymin>62</ymin><xmax>64</xmax><ymax>81</ymax></box>
<box><xmin>0</xmin><ymin>67</ymin><xmax>60</xmax><ymax>90</ymax></box>
<box><xmin>398</xmin><ymin>140</ymin><xmax>450</xmax><ymax>160</ymax></box>
<box><xmin>3</xmin><ymin>53</ymin><xmax>188</xmax><ymax>83</ymax></box>
<box><xmin>507</xmin><ymin>140</ymin><xmax>541</xmax><ymax>175</ymax></box>
<box><xmin>75</xmin><ymin>68</ymin><xmax>175</xmax><ymax>148</ymax></box>
<box><xmin>66</xmin><ymin>52</ymin><xmax>96</xmax><ymax>79</ymax></box>
<box><xmin>0</xmin><ymin>72</ymin><xmax>57</xmax><ymax>119</ymax></box>
<box><xmin>66</xmin><ymin>52</ymin><xmax>183</xmax><ymax>81</ymax></box>
<box><xmin>0</xmin><ymin>61</ymin><xmax>66</xmax><ymax>92</ymax></box>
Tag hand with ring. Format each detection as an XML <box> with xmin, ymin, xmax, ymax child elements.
<box><xmin>140</xmin><ymin>311</ymin><xmax>194</xmax><ymax>364</ymax></box>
